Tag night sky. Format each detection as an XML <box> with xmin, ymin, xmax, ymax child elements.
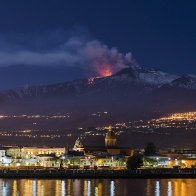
<box><xmin>0</xmin><ymin>0</ymin><xmax>196</xmax><ymax>89</ymax></box>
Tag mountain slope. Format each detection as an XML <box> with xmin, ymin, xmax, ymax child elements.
<box><xmin>0</xmin><ymin>67</ymin><xmax>196</xmax><ymax>127</ymax></box>
<box><xmin>0</xmin><ymin>67</ymin><xmax>180</xmax><ymax>99</ymax></box>
<box><xmin>171</xmin><ymin>75</ymin><xmax>196</xmax><ymax>90</ymax></box>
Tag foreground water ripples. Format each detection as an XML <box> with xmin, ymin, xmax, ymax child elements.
<box><xmin>0</xmin><ymin>178</ymin><xmax>196</xmax><ymax>196</ymax></box>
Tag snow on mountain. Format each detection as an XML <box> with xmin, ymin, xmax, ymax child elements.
<box><xmin>0</xmin><ymin>67</ymin><xmax>196</xmax><ymax>101</ymax></box>
<box><xmin>112</xmin><ymin>67</ymin><xmax>178</xmax><ymax>85</ymax></box>
<box><xmin>138</xmin><ymin>69</ymin><xmax>178</xmax><ymax>85</ymax></box>
<box><xmin>171</xmin><ymin>75</ymin><xmax>196</xmax><ymax>90</ymax></box>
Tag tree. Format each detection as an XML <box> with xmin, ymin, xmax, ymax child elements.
<box><xmin>144</xmin><ymin>142</ymin><xmax>156</xmax><ymax>156</ymax></box>
<box><xmin>143</xmin><ymin>157</ymin><xmax>158</xmax><ymax>168</ymax></box>
<box><xmin>126</xmin><ymin>154</ymin><xmax>143</xmax><ymax>170</ymax></box>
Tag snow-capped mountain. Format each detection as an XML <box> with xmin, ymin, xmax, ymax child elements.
<box><xmin>0</xmin><ymin>67</ymin><xmax>196</xmax><ymax>127</ymax></box>
<box><xmin>0</xmin><ymin>67</ymin><xmax>195</xmax><ymax>100</ymax></box>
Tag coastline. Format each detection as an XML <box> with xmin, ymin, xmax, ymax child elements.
<box><xmin>0</xmin><ymin>168</ymin><xmax>196</xmax><ymax>179</ymax></box>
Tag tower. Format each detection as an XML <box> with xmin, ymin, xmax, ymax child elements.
<box><xmin>105</xmin><ymin>126</ymin><xmax>117</xmax><ymax>147</ymax></box>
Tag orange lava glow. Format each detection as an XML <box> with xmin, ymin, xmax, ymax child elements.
<box><xmin>99</xmin><ymin>69</ymin><xmax>113</xmax><ymax>77</ymax></box>
<box><xmin>87</xmin><ymin>63</ymin><xmax>114</xmax><ymax>86</ymax></box>
<box><xmin>95</xmin><ymin>63</ymin><xmax>113</xmax><ymax>77</ymax></box>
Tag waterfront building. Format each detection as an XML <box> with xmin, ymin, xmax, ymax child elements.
<box><xmin>0</xmin><ymin>148</ymin><xmax>11</xmax><ymax>166</ymax></box>
<box><xmin>105</xmin><ymin>127</ymin><xmax>133</xmax><ymax>156</ymax></box>
<box><xmin>21</xmin><ymin>157</ymin><xmax>39</xmax><ymax>166</ymax></box>
<box><xmin>21</xmin><ymin>147</ymin><xmax>66</xmax><ymax>158</ymax></box>
<box><xmin>0</xmin><ymin>156</ymin><xmax>12</xmax><ymax>166</ymax></box>
<box><xmin>168</xmin><ymin>158</ymin><xmax>196</xmax><ymax>168</ymax></box>
<box><xmin>143</xmin><ymin>156</ymin><xmax>171</xmax><ymax>168</ymax></box>
<box><xmin>0</xmin><ymin>127</ymin><xmax>132</xmax><ymax>168</ymax></box>
<box><xmin>0</xmin><ymin>149</ymin><xmax>6</xmax><ymax>158</ymax></box>
<box><xmin>73</xmin><ymin>127</ymin><xmax>133</xmax><ymax>157</ymax></box>
<box><xmin>36</xmin><ymin>154</ymin><xmax>59</xmax><ymax>167</ymax></box>
<box><xmin>6</xmin><ymin>146</ymin><xmax>66</xmax><ymax>159</ymax></box>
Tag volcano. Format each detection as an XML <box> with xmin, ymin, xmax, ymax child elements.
<box><xmin>0</xmin><ymin>67</ymin><xmax>196</xmax><ymax>127</ymax></box>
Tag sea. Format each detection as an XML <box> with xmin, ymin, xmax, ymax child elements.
<box><xmin>0</xmin><ymin>178</ymin><xmax>195</xmax><ymax>196</ymax></box>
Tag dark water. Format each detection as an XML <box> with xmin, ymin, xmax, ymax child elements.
<box><xmin>0</xmin><ymin>178</ymin><xmax>196</xmax><ymax>196</ymax></box>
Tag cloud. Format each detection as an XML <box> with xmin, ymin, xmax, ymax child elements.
<box><xmin>0</xmin><ymin>51</ymin><xmax>79</xmax><ymax>66</ymax></box>
<box><xmin>0</xmin><ymin>29</ymin><xmax>140</xmax><ymax>76</ymax></box>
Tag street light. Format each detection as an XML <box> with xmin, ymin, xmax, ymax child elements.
<box><xmin>16</xmin><ymin>163</ymin><xmax>21</xmax><ymax>167</ymax></box>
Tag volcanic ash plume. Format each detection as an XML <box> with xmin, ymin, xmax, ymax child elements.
<box><xmin>0</xmin><ymin>31</ymin><xmax>141</xmax><ymax>77</ymax></box>
<box><xmin>72</xmin><ymin>39</ymin><xmax>141</xmax><ymax>77</ymax></box>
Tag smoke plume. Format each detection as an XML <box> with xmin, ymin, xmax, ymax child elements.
<box><xmin>0</xmin><ymin>29</ymin><xmax>140</xmax><ymax>77</ymax></box>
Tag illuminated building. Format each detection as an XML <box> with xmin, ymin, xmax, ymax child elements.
<box><xmin>0</xmin><ymin>148</ymin><xmax>6</xmax><ymax>162</ymax></box>
<box><xmin>37</xmin><ymin>154</ymin><xmax>59</xmax><ymax>167</ymax></box>
<box><xmin>21</xmin><ymin>147</ymin><xmax>66</xmax><ymax>158</ymax></box>
<box><xmin>72</xmin><ymin>126</ymin><xmax>133</xmax><ymax>157</ymax></box>
<box><xmin>105</xmin><ymin>126</ymin><xmax>117</xmax><ymax>147</ymax></box>
<box><xmin>0</xmin><ymin>148</ymin><xmax>11</xmax><ymax>166</ymax></box>
<box><xmin>143</xmin><ymin>156</ymin><xmax>171</xmax><ymax>168</ymax></box>
<box><xmin>6</xmin><ymin>147</ymin><xmax>66</xmax><ymax>159</ymax></box>
<box><xmin>73</xmin><ymin>138</ymin><xmax>84</xmax><ymax>152</ymax></box>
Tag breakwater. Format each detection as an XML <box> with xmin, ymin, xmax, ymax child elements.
<box><xmin>0</xmin><ymin>168</ymin><xmax>196</xmax><ymax>179</ymax></box>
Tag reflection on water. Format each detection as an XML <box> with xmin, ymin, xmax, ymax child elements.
<box><xmin>168</xmin><ymin>181</ymin><xmax>172</xmax><ymax>196</ymax></box>
<box><xmin>0</xmin><ymin>178</ymin><xmax>196</xmax><ymax>196</ymax></box>
<box><xmin>110</xmin><ymin>181</ymin><xmax>115</xmax><ymax>196</ymax></box>
<box><xmin>155</xmin><ymin>181</ymin><xmax>160</xmax><ymax>196</ymax></box>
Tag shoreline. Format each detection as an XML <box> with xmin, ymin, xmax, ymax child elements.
<box><xmin>0</xmin><ymin>168</ymin><xmax>196</xmax><ymax>179</ymax></box>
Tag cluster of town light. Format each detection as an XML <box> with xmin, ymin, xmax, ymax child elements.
<box><xmin>0</xmin><ymin>114</ymin><xmax>71</xmax><ymax>119</ymax></box>
<box><xmin>156</xmin><ymin>112</ymin><xmax>196</xmax><ymax>122</ymax></box>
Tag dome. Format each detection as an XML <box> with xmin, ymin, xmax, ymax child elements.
<box><xmin>105</xmin><ymin>130</ymin><xmax>116</xmax><ymax>140</ymax></box>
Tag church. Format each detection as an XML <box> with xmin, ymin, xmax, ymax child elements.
<box><xmin>72</xmin><ymin>126</ymin><xmax>133</xmax><ymax>156</ymax></box>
